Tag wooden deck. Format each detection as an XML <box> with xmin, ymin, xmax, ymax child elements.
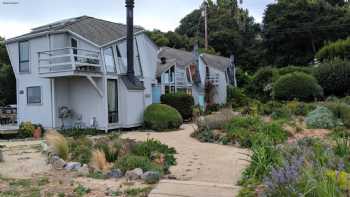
<box><xmin>0</xmin><ymin>125</ymin><xmax>19</xmax><ymax>134</ymax></box>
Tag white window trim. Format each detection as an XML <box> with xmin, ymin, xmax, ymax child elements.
<box><xmin>26</xmin><ymin>86</ymin><xmax>43</xmax><ymax>106</ymax></box>
<box><xmin>19</xmin><ymin>40</ymin><xmax>31</xmax><ymax>74</ymax></box>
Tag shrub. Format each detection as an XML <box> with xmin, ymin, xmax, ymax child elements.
<box><xmin>341</xmin><ymin>96</ymin><xmax>350</xmax><ymax>105</ymax></box>
<box><xmin>132</xmin><ymin>139</ymin><xmax>176</xmax><ymax>171</ymax></box>
<box><xmin>325</xmin><ymin>102</ymin><xmax>350</xmax><ymax>128</ymax></box>
<box><xmin>18</xmin><ymin>122</ymin><xmax>36</xmax><ymax>138</ymax></box>
<box><xmin>313</xmin><ymin>59</ymin><xmax>350</xmax><ymax>97</ymax></box>
<box><xmin>143</xmin><ymin>104</ymin><xmax>183</xmax><ymax>131</ymax></box>
<box><xmin>114</xmin><ymin>155</ymin><xmax>162</xmax><ymax>173</ymax></box>
<box><xmin>69</xmin><ymin>136</ymin><xmax>93</xmax><ymax>164</ymax></box>
<box><xmin>278</xmin><ymin>66</ymin><xmax>313</xmax><ymax>76</ymax></box>
<box><xmin>94</xmin><ymin>135</ymin><xmax>124</xmax><ymax>163</ymax></box>
<box><xmin>45</xmin><ymin>130</ymin><xmax>69</xmax><ymax>160</ymax></box>
<box><xmin>161</xmin><ymin>93</ymin><xmax>194</xmax><ymax>120</ymax></box>
<box><xmin>273</xmin><ymin>72</ymin><xmax>323</xmax><ymax>101</ymax></box>
<box><xmin>305</xmin><ymin>106</ymin><xmax>337</xmax><ymax>129</ymax></box>
<box><xmin>227</xmin><ymin>86</ymin><xmax>250</xmax><ymax>108</ymax></box>
<box><xmin>286</xmin><ymin>100</ymin><xmax>317</xmax><ymax>116</ymax></box>
<box><xmin>249</xmin><ymin>67</ymin><xmax>279</xmax><ymax>101</ymax></box>
<box><xmin>316</xmin><ymin>37</ymin><xmax>350</xmax><ymax>61</ymax></box>
<box><xmin>90</xmin><ymin>149</ymin><xmax>108</xmax><ymax>172</ymax></box>
<box><xmin>59</xmin><ymin>128</ymin><xmax>102</xmax><ymax>138</ymax></box>
<box><xmin>197</xmin><ymin>108</ymin><xmax>236</xmax><ymax>130</ymax></box>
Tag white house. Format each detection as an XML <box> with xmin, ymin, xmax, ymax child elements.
<box><xmin>5</xmin><ymin>15</ymin><xmax>159</xmax><ymax>131</ymax></box>
<box><xmin>155</xmin><ymin>47</ymin><xmax>232</xmax><ymax>108</ymax></box>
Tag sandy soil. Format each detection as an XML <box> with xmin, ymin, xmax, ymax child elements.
<box><xmin>122</xmin><ymin>124</ymin><xmax>251</xmax><ymax>185</ymax></box>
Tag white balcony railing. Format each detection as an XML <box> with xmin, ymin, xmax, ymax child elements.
<box><xmin>38</xmin><ymin>48</ymin><xmax>102</xmax><ymax>75</ymax></box>
<box><xmin>206</xmin><ymin>73</ymin><xmax>220</xmax><ymax>86</ymax></box>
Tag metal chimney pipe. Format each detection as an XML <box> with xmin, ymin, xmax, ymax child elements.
<box><xmin>126</xmin><ymin>0</ymin><xmax>134</xmax><ymax>80</ymax></box>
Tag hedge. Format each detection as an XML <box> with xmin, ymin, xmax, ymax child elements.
<box><xmin>316</xmin><ymin>38</ymin><xmax>350</xmax><ymax>61</ymax></box>
<box><xmin>161</xmin><ymin>93</ymin><xmax>194</xmax><ymax>120</ymax></box>
<box><xmin>143</xmin><ymin>104</ymin><xmax>183</xmax><ymax>131</ymax></box>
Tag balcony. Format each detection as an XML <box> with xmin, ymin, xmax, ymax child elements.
<box><xmin>206</xmin><ymin>74</ymin><xmax>220</xmax><ymax>86</ymax></box>
<box><xmin>38</xmin><ymin>48</ymin><xmax>103</xmax><ymax>78</ymax></box>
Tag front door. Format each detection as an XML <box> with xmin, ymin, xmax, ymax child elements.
<box><xmin>107</xmin><ymin>79</ymin><xmax>118</xmax><ymax>124</ymax></box>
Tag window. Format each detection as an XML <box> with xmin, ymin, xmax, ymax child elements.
<box><xmin>71</xmin><ymin>38</ymin><xmax>78</xmax><ymax>61</ymax></box>
<box><xmin>104</xmin><ymin>47</ymin><xmax>116</xmax><ymax>72</ymax></box>
<box><xmin>107</xmin><ymin>79</ymin><xmax>118</xmax><ymax>123</ymax></box>
<box><xmin>27</xmin><ymin>86</ymin><xmax>41</xmax><ymax>104</ymax></box>
<box><xmin>116</xmin><ymin>46</ymin><xmax>122</xmax><ymax>58</ymax></box>
<box><xmin>19</xmin><ymin>41</ymin><xmax>30</xmax><ymax>72</ymax></box>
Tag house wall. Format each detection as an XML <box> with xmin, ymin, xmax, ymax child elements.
<box><xmin>208</xmin><ymin>66</ymin><xmax>227</xmax><ymax>104</ymax></box>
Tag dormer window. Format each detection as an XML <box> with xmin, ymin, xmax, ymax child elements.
<box><xmin>19</xmin><ymin>41</ymin><xmax>30</xmax><ymax>73</ymax></box>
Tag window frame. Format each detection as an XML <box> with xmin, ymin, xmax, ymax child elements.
<box><xmin>104</xmin><ymin>47</ymin><xmax>116</xmax><ymax>73</ymax></box>
<box><xmin>19</xmin><ymin>41</ymin><xmax>30</xmax><ymax>73</ymax></box>
<box><xmin>26</xmin><ymin>86</ymin><xmax>42</xmax><ymax>105</ymax></box>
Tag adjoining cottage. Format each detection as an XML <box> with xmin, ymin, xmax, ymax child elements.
<box><xmin>155</xmin><ymin>47</ymin><xmax>234</xmax><ymax>109</ymax></box>
<box><xmin>5</xmin><ymin>15</ymin><xmax>159</xmax><ymax>130</ymax></box>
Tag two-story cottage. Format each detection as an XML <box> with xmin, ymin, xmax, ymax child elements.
<box><xmin>5</xmin><ymin>11</ymin><xmax>158</xmax><ymax>130</ymax></box>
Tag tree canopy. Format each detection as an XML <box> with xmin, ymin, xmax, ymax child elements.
<box><xmin>0</xmin><ymin>36</ymin><xmax>16</xmax><ymax>105</ymax></box>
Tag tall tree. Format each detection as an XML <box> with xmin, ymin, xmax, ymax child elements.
<box><xmin>263</xmin><ymin>0</ymin><xmax>350</xmax><ymax>66</ymax></box>
<box><xmin>0</xmin><ymin>36</ymin><xmax>16</xmax><ymax>105</ymax></box>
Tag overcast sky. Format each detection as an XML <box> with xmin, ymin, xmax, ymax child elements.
<box><xmin>0</xmin><ymin>0</ymin><xmax>274</xmax><ymax>39</ymax></box>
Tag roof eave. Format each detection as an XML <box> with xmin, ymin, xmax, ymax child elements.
<box><xmin>5</xmin><ymin>29</ymin><xmax>68</xmax><ymax>44</ymax></box>
<box><xmin>100</xmin><ymin>30</ymin><xmax>146</xmax><ymax>48</ymax></box>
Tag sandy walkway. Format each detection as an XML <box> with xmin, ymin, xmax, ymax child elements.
<box><xmin>122</xmin><ymin>124</ymin><xmax>250</xmax><ymax>197</ymax></box>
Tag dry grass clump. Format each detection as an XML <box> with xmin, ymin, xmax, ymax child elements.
<box><xmin>197</xmin><ymin>108</ymin><xmax>237</xmax><ymax>130</ymax></box>
<box><xmin>45</xmin><ymin>129</ymin><xmax>69</xmax><ymax>160</ymax></box>
<box><xmin>90</xmin><ymin>149</ymin><xmax>109</xmax><ymax>172</ymax></box>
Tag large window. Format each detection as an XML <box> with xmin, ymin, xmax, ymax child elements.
<box><xmin>27</xmin><ymin>86</ymin><xmax>41</xmax><ymax>104</ymax></box>
<box><xmin>19</xmin><ymin>41</ymin><xmax>30</xmax><ymax>73</ymax></box>
<box><xmin>104</xmin><ymin>47</ymin><xmax>116</xmax><ymax>72</ymax></box>
<box><xmin>107</xmin><ymin>80</ymin><xmax>118</xmax><ymax>124</ymax></box>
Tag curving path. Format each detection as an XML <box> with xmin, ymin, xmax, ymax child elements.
<box><xmin>121</xmin><ymin>124</ymin><xmax>250</xmax><ymax>197</ymax></box>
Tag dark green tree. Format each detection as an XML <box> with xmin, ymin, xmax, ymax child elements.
<box><xmin>0</xmin><ymin>36</ymin><xmax>16</xmax><ymax>105</ymax></box>
<box><xmin>263</xmin><ymin>0</ymin><xmax>350</xmax><ymax>66</ymax></box>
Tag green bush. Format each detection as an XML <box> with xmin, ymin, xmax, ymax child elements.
<box><xmin>325</xmin><ymin>102</ymin><xmax>350</xmax><ymax>128</ymax></box>
<box><xmin>273</xmin><ymin>72</ymin><xmax>323</xmax><ymax>101</ymax></box>
<box><xmin>305</xmin><ymin>106</ymin><xmax>338</xmax><ymax>129</ymax></box>
<box><xmin>59</xmin><ymin>128</ymin><xmax>102</xmax><ymax>138</ymax></box>
<box><xmin>18</xmin><ymin>122</ymin><xmax>36</xmax><ymax>138</ymax></box>
<box><xmin>69</xmin><ymin>136</ymin><xmax>93</xmax><ymax>164</ymax></box>
<box><xmin>249</xmin><ymin>67</ymin><xmax>279</xmax><ymax>101</ymax></box>
<box><xmin>278</xmin><ymin>66</ymin><xmax>313</xmax><ymax>76</ymax></box>
<box><xmin>313</xmin><ymin>59</ymin><xmax>350</xmax><ymax>97</ymax></box>
<box><xmin>341</xmin><ymin>96</ymin><xmax>350</xmax><ymax>105</ymax></box>
<box><xmin>114</xmin><ymin>155</ymin><xmax>162</xmax><ymax>173</ymax></box>
<box><xmin>316</xmin><ymin>38</ymin><xmax>350</xmax><ymax>61</ymax></box>
<box><xmin>132</xmin><ymin>139</ymin><xmax>176</xmax><ymax>171</ymax></box>
<box><xmin>161</xmin><ymin>93</ymin><xmax>194</xmax><ymax>120</ymax></box>
<box><xmin>227</xmin><ymin>86</ymin><xmax>250</xmax><ymax>108</ymax></box>
<box><xmin>143</xmin><ymin>104</ymin><xmax>183</xmax><ymax>131</ymax></box>
<box><xmin>224</xmin><ymin>116</ymin><xmax>287</xmax><ymax>148</ymax></box>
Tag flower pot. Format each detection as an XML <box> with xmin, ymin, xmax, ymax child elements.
<box><xmin>33</xmin><ymin>127</ymin><xmax>42</xmax><ymax>139</ymax></box>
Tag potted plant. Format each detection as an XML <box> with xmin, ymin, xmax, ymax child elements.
<box><xmin>33</xmin><ymin>124</ymin><xmax>43</xmax><ymax>139</ymax></box>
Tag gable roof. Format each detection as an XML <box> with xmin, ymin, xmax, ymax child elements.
<box><xmin>6</xmin><ymin>16</ymin><xmax>144</xmax><ymax>46</ymax></box>
<box><xmin>157</xmin><ymin>47</ymin><xmax>230</xmax><ymax>74</ymax></box>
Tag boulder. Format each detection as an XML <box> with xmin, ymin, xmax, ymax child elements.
<box><xmin>141</xmin><ymin>171</ymin><xmax>160</xmax><ymax>184</ymax></box>
<box><xmin>51</xmin><ymin>157</ymin><xmax>66</xmax><ymax>170</ymax></box>
<box><xmin>64</xmin><ymin>162</ymin><xmax>81</xmax><ymax>171</ymax></box>
<box><xmin>106</xmin><ymin>169</ymin><xmax>123</xmax><ymax>178</ymax></box>
<box><xmin>125</xmin><ymin>168</ymin><xmax>143</xmax><ymax>180</ymax></box>
<box><xmin>78</xmin><ymin>164</ymin><xmax>90</xmax><ymax>176</ymax></box>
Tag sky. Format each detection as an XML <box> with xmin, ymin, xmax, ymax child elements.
<box><xmin>0</xmin><ymin>0</ymin><xmax>274</xmax><ymax>39</ymax></box>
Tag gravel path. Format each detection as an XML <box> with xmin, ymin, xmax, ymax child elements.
<box><xmin>122</xmin><ymin>124</ymin><xmax>250</xmax><ymax>197</ymax></box>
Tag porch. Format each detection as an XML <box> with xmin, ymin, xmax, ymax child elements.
<box><xmin>0</xmin><ymin>106</ymin><xmax>18</xmax><ymax>131</ymax></box>
<box><xmin>38</xmin><ymin>48</ymin><xmax>103</xmax><ymax>78</ymax></box>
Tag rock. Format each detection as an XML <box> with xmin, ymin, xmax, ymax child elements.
<box><xmin>106</xmin><ymin>169</ymin><xmax>123</xmax><ymax>178</ymax></box>
<box><xmin>52</xmin><ymin>157</ymin><xmax>66</xmax><ymax>170</ymax></box>
<box><xmin>141</xmin><ymin>171</ymin><xmax>160</xmax><ymax>184</ymax></box>
<box><xmin>64</xmin><ymin>162</ymin><xmax>81</xmax><ymax>171</ymax></box>
<box><xmin>166</xmin><ymin>174</ymin><xmax>177</xmax><ymax>180</ymax></box>
<box><xmin>125</xmin><ymin>168</ymin><xmax>143</xmax><ymax>180</ymax></box>
<box><xmin>78</xmin><ymin>164</ymin><xmax>90</xmax><ymax>176</ymax></box>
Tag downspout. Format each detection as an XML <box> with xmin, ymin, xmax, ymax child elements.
<box><xmin>48</xmin><ymin>33</ymin><xmax>55</xmax><ymax>128</ymax></box>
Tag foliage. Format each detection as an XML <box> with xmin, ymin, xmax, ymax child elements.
<box><xmin>90</xmin><ymin>149</ymin><xmax>109</xmax><ymax>172</ymax></box>
<box><xmin>143</xmin><ymin>104</ymin><xmax>183</xmax><ymax>131</ymax></box>
<box><xmin>316</xmin><ymin>37</ymin><xmax>350</xmax><ymax>61</ymax></box>
<box><xmin>324</xmin><ymin>102</ymin><xmax>350</xmax><ymax>128</ymax></box>
<box><xmin>0</xmin><ymin>64</ymin><xmax>16</xmax><ymax>106</ymax></box>
<box><xmin>18</xmin><ymin>122</ymin><xmax>36</xmax><ymax>138</ymax></box>
<box><xmin>197</xmin><ymin>108</ymin><xmax>236</xmax><ymax>130</ymax></box>
<box><xmin>273</xmin><ymin>72</ymin><xmax>323</xmax><ymax>101</ymax></box>
<box><xmin>59</xmin><ymin>128</ymin><xmax>102</xmax><ymax>138</ymax></box>
<box><xmin>161</xmin><ymin>93</ymin><xmax>194</xmax><ymax>120</ymax></box>
<box><xmin>94</xmin><ymin>135</ymin><xmax>124</xmax><ymax>163</ymax></box>
<box><xmin>277</xmin><ymin>66</ymin><xmax>313</xmax><ymax>76</ymax></box>
<box><xmin>131</xmin><ymin>139</ymin><xmax>176</xmax><ymax>172</ymax></box>
<box><xmin>249</xmin><ymin>67</ymin><xmax>278</xmax><ymax>101</ymax></box>
<box><xmin>114</xmin><ymin>155</ymin><xmax>162</xmax><ymax>173</ymax></box>
<box><xmin>227</xmin><ymin>86</ymin><xmax>250</xmax><ymax>108</ymax></box>
<box><xmin>286</xmin><ymin>100</ymin><xmax>317</xmax><ymax>116</ymax></box>
<box><xmin>74</xmin><ymin>184</ymin><xmax>90</xmax><ymax>197</ymax></box>
<box><xmin>305</xmin><ymin>106</ymin><xmax>338</xmax><ymax>129</ymax></box>
<box><xmin>45</xmin><ymin>130</ymin><xmax>69</xmax><ymax>160</ymax></box>
<box><xmin>224</xmin><ymin>116</ymin><xmax>288</xmax><ymax>148</ymax></box>
<box><xmin>313</xmin><ymin>59</ymin><xmax>350</xmax><ymax>96</ymax></box>
<box><xmin>68</xmin><ymin>136</ymin><xmax>93</xmax><ymax>164</ymax></box>
<box><xmin>263</xmin><ymin>0</ymin><xmax>350</xmax><ymax>66</ymax></box>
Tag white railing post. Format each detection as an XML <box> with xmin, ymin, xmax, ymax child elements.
<box><xmin>70</xmin><ymin>48</ymin><xmax>76</xmax><ymax>71</ymax></box>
